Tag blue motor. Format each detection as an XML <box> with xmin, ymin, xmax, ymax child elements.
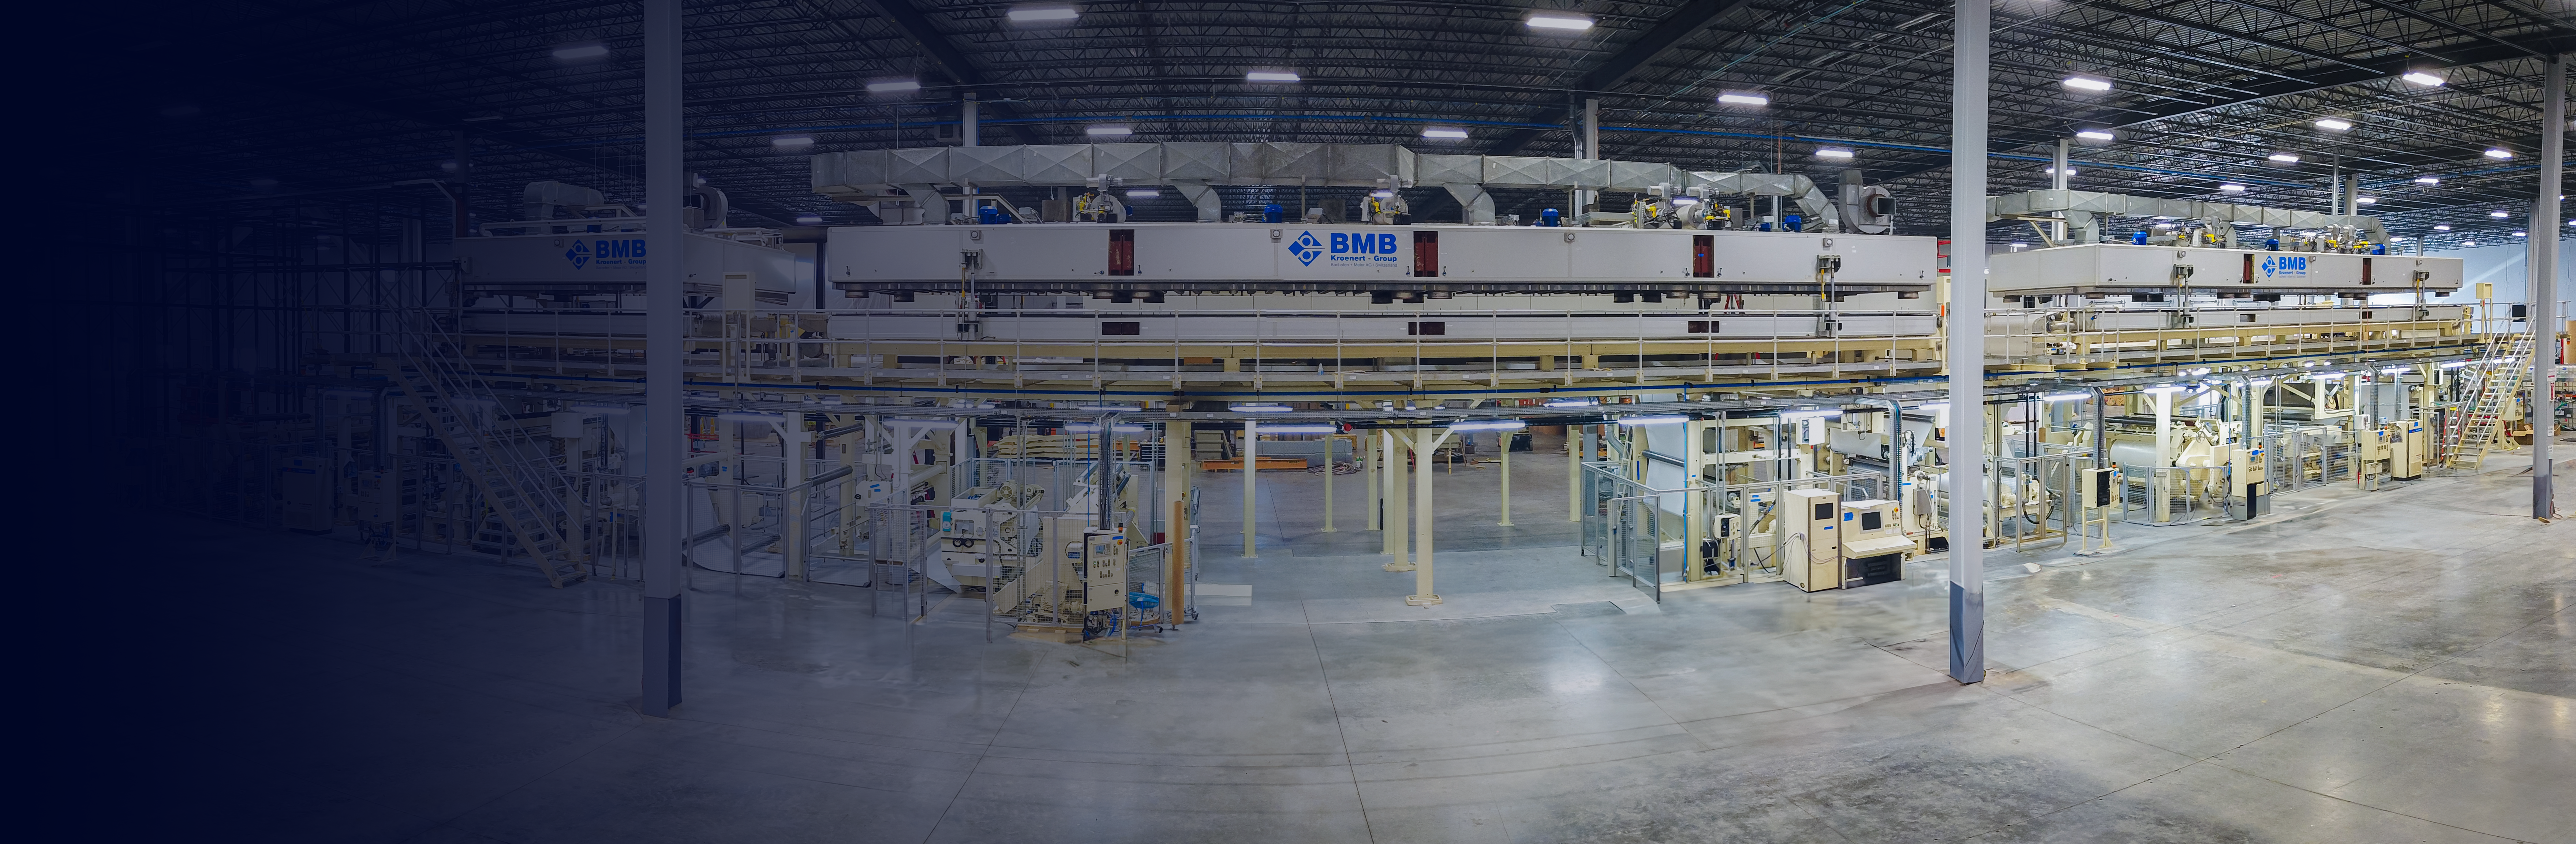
<box><xmin>1783</xmin><ymin>214</ymin><xmax>1803</xmax><ymax>231</ymax></box>
<box><xmin>2370</xmin><ymin>243</ymin><xmax>2386</xmax><ymax>255</ymax></box>
<box><xmin>2132</xmin><ymin>230</ymin><xmax>2150</xmax><ymax>245</ymax></box>
<box><xmin>1539</xmin><ymin>208</ymin><xmax>1560</xmax><ymax>227</ymax></box>
<box><xmin>1757</xmin><ymin>222</ymin><xmax>1772</xmax><ymax>232</ymax></box>
<box><xmin>1263</xmin><ymin>203</ymin><xmax>1283</xmax><ymax>224</ymax></box>
<box><xmin>977</xmin><ymin>205</ymin><xmax>1006</xmax><ymax>225</ymax></box>
<box><xmin>2266</xmin><ymin>238</ymin><xmax>2281</xmax><ymax>251</ymax></box>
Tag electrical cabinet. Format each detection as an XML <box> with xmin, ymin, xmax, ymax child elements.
<box><xmin>1837</xmin><ymin>498</ymin><xmax>1910</xmax><ymax>588</ymax></box>
<box><xmin>1779</xmin><ymin>488</ymin><xmax>1843</xmax><ymax>592</ymax></box>
<box><xmin>2231</xmin><ymin>443</ymin><xmax>2267</xmax><ymax>518</ymax></box>
<box><xmin>2390</xmin><ymin>421</ymin><xmax>2427</xmax><ymax>480</ymax></box>
<box><xmin>279</xmin><ymin>456</ymin><xmax>333</xmax><ymax>532</ymax></box>
<box><xmin>2078</xmin><ymin>467</ymin><xmax>2117</xmax><ymax>510</ymax></box>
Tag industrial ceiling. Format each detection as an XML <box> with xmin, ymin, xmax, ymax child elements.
<box><xmin>105</xmin><ymin>0</ymin><xmax>2576</xmax><ymax>247</ymax></box>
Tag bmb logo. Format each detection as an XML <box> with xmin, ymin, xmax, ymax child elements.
<box><xmin>568</xmin><ymin>238</ymin><xmax>648</xmax><ymax>269</ymax></box>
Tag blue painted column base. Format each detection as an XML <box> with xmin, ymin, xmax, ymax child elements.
<box><xmin>1949</xmin><ymin>582</ymin><xmax>1984</xmax><ymax>684</ymax></box>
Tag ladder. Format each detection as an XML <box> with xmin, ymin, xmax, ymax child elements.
<box><xmin>2440</xmin><ymin>336</ymin><xmax>2535</xmax><ymax>473</ymax></box>
<box><xmin>388</xmin><ymin>309</ymin><xmax>583</xmax><ymax>587</ymax></box>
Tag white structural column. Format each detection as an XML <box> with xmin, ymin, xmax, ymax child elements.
<box><xmin>640</xmin><ymin>0</ymin><xmax>685</xmax><ymax>717</ymax></box>
<box><xmin>1567</xmin><ymin>424</ymin><xmax>1584</xmax><ymax>522</ymax></box>
<box><xmin>1945</xmin><ymin>0</ymin><xmax>1989</xmax><ymax>686</ymax></box>
<box><xmin>1384</xmin><ymin>431</ymin><xmax>1413</xmax><ymax>571</ymax></box>
<box><xmin>1404</xmin><ymin>428</ymin><xmax>1454</xmax><ymax>605</ymax></box>
<box><xmin>1321</xmin><ymin>432</ymin><xmax>1337</xmax><ymax>532</ymax></box>
<box><xmin>1364</xmin><ymin>432</ymin><xmax>1380</xmax><ymax>530</ymax></box>
<box><xmin>781</xmin><ymin>420</ymin><xmax>808</xmax><ymax>580</ymax></box>
<box><xmin>1496</xmin><ymin>434</ymin><xmax>1515</xmax><ymax>526</ymax></box>
<box><xmin>1241</xmin><ymin>419</ymin><xmax>1258</xmax><ymax>557</ymax></box>
<box><xmin>961</xmin><ymin>93</ymin><xmax>979</xmax><ymax>147</ymax></box>
<box><xmin>2535</xmin><ymin>54</ymin><xmax>2563</xmax><ymax>520</ymax></box>
<box><xmin>2051</xmin><ymin>139</ymin><xmax>2069</xmax><ymax>242</ymax></box>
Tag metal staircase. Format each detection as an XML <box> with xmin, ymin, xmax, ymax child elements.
<box><xmin>387</xmin><ymin>309</ymin><xmax>583</xmax><ymax>587</ymax></box>
<box><xmin>2439</xmin><ymin>336</ymin><xmax>2536</xmax><ymax>474</ymax></box>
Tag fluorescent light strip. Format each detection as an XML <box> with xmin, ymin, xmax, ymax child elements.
<box><xmin>1616</xmin><ymin>415</ymin><xmax>1689</xmax><ymax>426</ymax></box>
<box><xmin>1260</xmin><ymin>424</ymin><xmax>1340</xmax><ymax>434</ymax></box>
<box><xmin>1450</xmin><ymin>420</ymin><xmax>1527</xmax><ymax>431</ymax></box>
<box><xmin>1230</xmin><ymin>403</ymin><xmax>1294</xmax><ymax>413</ymax></box>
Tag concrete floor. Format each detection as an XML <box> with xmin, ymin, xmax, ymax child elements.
<box><xmin>99</xmin><ymin>441</ymin><xmax>2574</xmax><ymax>843</ymax></box>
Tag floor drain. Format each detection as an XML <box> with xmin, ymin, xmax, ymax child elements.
<box><xmin>1551</xmin><ymin>601</ymin><xmax>1626</xmax><ymax>617</ymax></box>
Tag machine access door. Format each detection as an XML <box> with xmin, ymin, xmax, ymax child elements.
<box><xmin>1607</xmin><ymin>494</ymin><xmax>1664</xmax><ymax>603</ymax></box>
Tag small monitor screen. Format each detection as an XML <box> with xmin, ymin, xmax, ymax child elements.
<box><xmin>1861</xmin><ymin>512</ymin><xmax>1883</xmax><ymax>531</ymax></box>
<box><xmin>1813</xmin><ymin>503</ymin><xmax>1834</xmax><ymax>520</ymax></box>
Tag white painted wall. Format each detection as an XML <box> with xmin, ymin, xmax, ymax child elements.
<box><xmin>2373</xmin><ymin>238</ymin><xmax>2572</xmax><ymax>324</ymax></box>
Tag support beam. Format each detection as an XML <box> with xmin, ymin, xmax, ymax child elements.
<box><xmin>1242</xmin><ymin>418</ymin><xmax>1257</xmax><ymax>557</ymax></box>
<box><xmin>1496</xmin><ymin>433</ymin><xmax>1515</xmax><ymax>526</ymax></box>
<box><xmin>2535</xmin><ymin>53</ymin><xmax>2563</xmax><ymax>521</ymax></box>
<box><xmin>1321</xmin><ymin>432</ymin><xmax>1338</xmax><ymax>532</ymax></box>
<box><xmin>860</xmin><ymin>0</ymin><xmax>1038</xmax><ymax>144</ymax></box>
<box><xmin>1405</xmin><ymin>429</ymin><xmax>1454</xmax><ymax>606</ymax></box>
<box><xmin>640</xmin><ymin>0</ymin><xmax>685</xmax><ymax>718</ymax></box>
<box><xmin>1484</xmin><ymin>0</ymin><xmax>1758</xmax><ymax>155</ymax></box>
<box><xmin>1384</xmin><ymin>430</ymin><xmax>1413</xmax><ymax>571</ymax></box>
<box><xmin>1946</xmin><ymin>0</ymin><xmax>1988</xmax><ymax>687</ymax></box>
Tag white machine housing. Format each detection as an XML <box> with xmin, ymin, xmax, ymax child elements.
<box><xmin>456</xmin><ymin>226</ymin><xmax>802</xmax><ymax>305</ymax></box>
<box><xmin>828</xmin><ymin>223</ymin><xmax>1936</xmax><ymax>294</ymax></box>
<box><xmin>1989</xmin><ymin>244</ymin><xmax>2463</xmax><ymax>296</ymax></box>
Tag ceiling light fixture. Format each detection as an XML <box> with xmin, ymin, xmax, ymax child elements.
<box><xmin>2041</xmin><ymin>392</ymin><xmax>2091</xmax><ymax>402</ymax></box>
<box><xmin>1005</xmin><ymin>5</ymin><xmax>1080</xmax><ymax>22</ymax></box>
<box><xmin>866</xmin><ymin>79</ymin><xmax>923</xmax><ymax>93</ymax></box>
<box><xmin>1615</xmin><ymin>415</ymin><xmax>1689</xmax><ymax>426</ymax></box>
<box><xmin>795</xmin><ymin>215</ymin><xmax>823</xmax><ymax>224</ymax></box>
<box><xmin>1525</xmin><ymin>13</ymin><xmax>1594</xmax><ymax>31</ymax></box>
<box><xmin>2075</xmin><ymin>129</ymin><xmax>2115</xmax><ymax>141</ymax></box>
<box><xmin>2314</xmin><ymin>117</ymin><xmax>2352</xmax><ymax>131</ymax></box>
<box><xmin>2434</xmin><ymin>225</ymin><xmax>2451</xmax><ymax>231</ymax></box>
<box><xmin>1717</xmin><ymin>93</ymin><xmax>1769</xmax><ymax>106</ymax></box>
<box><xmin>2063</xmin><ymin>76</ymin><xmax>2112</xmax><ymax>91</ymax></box>
<box><xmin>1543</xmin><ymin>398</ymin><xmax>1597</xmax><ymax>408</ymax></box>
<box><xmin>1085</xmin><ymin>125</ymin><xmax>1133</xmax><ymax>136</ymax></box>
<box><xmin>772</xmin><ymin>135</ymin><xmax>814</xmax><ymax>148</ymax></box>
<box><xmin>2267</xmin><ymin>153</ymin><xmax>2300</xmax><ymax>163</ymax></box>
<box><xmin>2490</xmin><ymin>210</ymin><xmax>2510</xmax><ymax>218</ymax></box>
<box><xmin>2402</xmin><ymin>71</ymin><xmax>2445</xmax><ymax>86</ymax></box>
<box><xmin>1450</xmin><ymin>420</ymin><xmax>1528</xmax><ymax>431</ymax></box>
<box><xmin>1814</xmin><ymin>147</ymin><xmax>1854</xmax><ymax>160</ymax></box>
<box><xmin>2356</xmin><ymin>197</ymin><xmax>2377</xmax><ymax>204</ymax></box>
<box><xmin>1259</xmin><ymin>424</ymin><xmax>1341</xmax><ymax>434</ymax></box>
<box><xmin>1245</xmin><ymin>70</ymin><xmax>1301</xmax><ymax>83</ymax></box>
<box><xmin>2485</xmin><ymin>147</ymin><xmax>2513</xmax><ymax>159</ymax></box>
<box><xmin>1421</xmin><ymin>127</ymin><xmax>1469</xmax><ymax>139</ymax></box>
<box><xmin>2415</xmin><ymin>176</ymin><xmax>2441</xmax><ymax>185</ymax></box>
<box><xmin>2220</xmin><ymin>184</ymin><xmax>2246</xmax><ymax>192</ymax></box>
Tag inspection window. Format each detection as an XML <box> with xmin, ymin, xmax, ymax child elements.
<box><xmin>1108</xmin><ymin>229</ymin><xmax>1135</xmax><ymax>276</ymax></box>
<box><xmin>1413</xmin><ymin>231</ymin><xmax>1439</xmax><ymax>277</ymax></box>
<box><xmin>1101</xmin><ymin>321</ymin><xmax>1142</xmax><ymax>336</ymax></box>
<box><xmin>1407</xmin><ymin>321</ymin><xmax>1446</xmax><ymax>335</ymax></box>
<box><xmin>1687</xmin><ymin>320</ymin><xmax>1721</xmax><ymax>333</ymax></box>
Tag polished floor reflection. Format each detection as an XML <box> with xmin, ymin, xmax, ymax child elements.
<box><xmin>172</xmin><ymin>442</ymin><xmax>2573</xmax><ymax>843</ymax></box>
